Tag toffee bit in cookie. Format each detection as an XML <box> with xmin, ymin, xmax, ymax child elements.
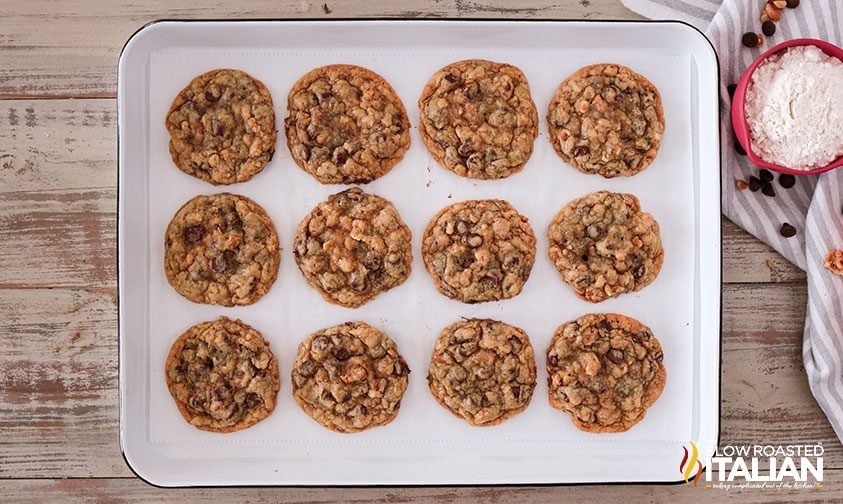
<box><xmin>824</xmin><ymin>250</ymin><xmax>843</xmax><ymax>275</ymax></box>
<box><xmin>780</xmin><ymin>223</ymin><xmax>797</xmax><ymax>237</ymax></box>
<box><xmin>546</xmin><ymin>313</ymin><xmax>666</xmax><ymax>433</ymax></box>
<box><xmin>294</xmin><ymin>188</ymin><xmax>412</xmax><ymax>308</ymax></box>
<box><xmin>422</xmin><ymin>199</ymin><xmax>536</xmax><ymax>303</ymax></box>
<box><xmin>164</xmin><ymin>193</ymin><xmax>280</xmax><ymax>307</ymax></box>
<box><xmin>285</xmin><ymin>64</ymin><xmax>410</xmax><ymax>184</ymax></box>
<box><xmin>779</xmin><ymin>173</ymin><xmax>796</xmax><ymax>188</ymax></box>
<box><xmin>418</xmin><ymin>59</ymin><xmax>539</xmax><ymax>180</ymax></box>
<box><xmin>164</xmin><ymin>317</ymin><xmax>280</xmax><ymax>433</ymax></box>
<box><xmin>748</xmin><ymin>176</ymin><xmax>763</xmax><ymax>192</ymax></box>
<box><xmin>291</xmin><ymin>322</ymin><xmax>409</xmax><ymax>433</ymax></box>
<box><xmin>762</xmin><ymin>184</ymin><xmax>776</xmax><ymax>197</ymax></box>
<box><xmin>166</xmin><ymin>69</ymin><xmax>276</xmax><ymax>185</ymax></box>
<box><xmin>428</xmin><ymin>319</ymin><xmax>536</xmax><ymax>426</ymax></box>
<box><xmin>548</xmin><ymin>191</ymin><xmax>664</xmax><ymax>303</ymax></box>
<box><xmin>547</xmin><ymin>64</ymin><xmax>664</xmax><ymax>178</ymax></box>
<box><xmin>736</xmin><ymin>179</ymin><xmax>749</xmax><ymax>190</ymax></box>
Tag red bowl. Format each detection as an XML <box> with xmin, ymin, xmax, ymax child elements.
<box><xmin>731</xmin><ymin>38</ymin><xmax>843</xmax><ymax>175</ymax></box>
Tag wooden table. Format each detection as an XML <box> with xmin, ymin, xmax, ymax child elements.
<box><xmin>0</xmin><ymin>1</ymin><xmax>838</xmax><ymax>501</ymax></box>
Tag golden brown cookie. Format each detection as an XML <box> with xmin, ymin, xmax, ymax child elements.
<box><xmin>547</xmin><ymin>64</ymin><xmax>664</xmax><ymax>178</ymax></box>
<box><xmin>422</xmin><ymin>199</ymin><xmax>536</xmax><ymax>303</ymax></box>
<box><xmin>166</xmin><ymin>69</ymin><xmax>276</xmax><ymax>185</ymax></box>
<box><xmin>164</xmin><ymin>317</ymin><xmax>280</xmax><ymax>433</ymax></box>
<box><xmin>164</xmin><ymin>193</ymin><xmax>280</xmax><ymax>306</ymax></box>
<box><xmin>546</xmin><ymin>313</ymin><xmax>666</xmax><ymax>433</ymax></box>
<box><xmin>419</xmin><ymin>59</ymin><xmax>539</xmax><ymax>179</ymax></box>
<box><xmin>291</xmin><ymin>322</ymin><xmax>410</xmax><ymax>433</ymax></box>
<box><xmin>547</xmin><ymin>191</ymin><xmax>663</xmax><ymax>303</ymax></box>
<box><xmin>293</xmin><ymin>188</ymin><xmax>412</xmax><ymax>308</ymax></box>
<box><xmin>825</xmin><ymin>250</ymin><xmax>843</xmax><ymax>275</ymax></box>
<box><xmin>284</xmin><ymin>64</ymin><xmax>410</xmax><ymax>184</ymax></box>
<box><xmin>428</xmin><ymin>319</ymin><xmax>536</xmax><ymax>426</ymax></box>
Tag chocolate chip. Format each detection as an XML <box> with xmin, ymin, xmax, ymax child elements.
<box><xmin>606</xmin><ymin>349</ymin><xmax>624</xmax><ymax>364</ymax></box>
<box><xmin>653</xmin><ymin>350</ymin><xmax>664</xmax><ymax>363</ymax></box>
<box><xmin>211</xmin><ymin>254</ymin><xmax>229</xmax><ymax>273</ymax></box>
<box><xmin>786</xmin><ymin>0</ymin><xmax>799</xmax><ymax>7</ymax></box>
<box><xmin>779</xmin><ymin>174</ymin><xmax>796</xmax><ymax>188</ymax></box>
<box><xmin>183</xmin><ymin>225</ymin><xmax>204</xmax><ymax>243</ymax></box>
<box><xmin>762</xmin><ymin>21</ymin><xmax>776</xmax><ymax>37</ymax></box>
<box><xmin>334</xmin><ymin>348</ymin><xmax>350</xmax><ymax>361</ymax></box>
<box><xmin>204</xmin><ymin>90</ymin><xmax>218</xmax><ymax>102</ymax></box>
<box><xmin>511</xmin><ymin>385</ymin><xmax>521</xmax><ymax>398</ymax></box>
<box><xmin>573</xmin><ymin>145</ymin><xmax>590</xmax><ymax>157</ymax></box>
<box><xmin>548</xmin><ymin>355</ymin><xmax>559</xmax><ymax>367</ymax></box>
<box><xmin>760</xmin><ymin>169</ymin><xmax>774</xmax><ymax>183</ymax></box>
<box><xmin>742</xmin><ymin>32</ymin><xmax>762</xmax><ymax>48</ymax></box>
<box><xmin>211</xmin><ymin>119</ymin><xmax>224</xmax><ymax>136</ymax></box>
<box><xmin>244</xmin><ymin>393</ymin><xmax>261</xmax><ymax>409</ymax></box>
<box><xmin>748</xmin><ymin>176</ymin><xmax>763</xmax><ymax>192</ymax></box>
<box><xmin>298</xmin><ymin>359</ymin><xmax>317</xmax><ymax>377</ymax></box>
<box><xmin>780</xmin><ymin>223</ymin><xmax>797</xmax><ymax>238</ymax></box>
<box><xmin>727</xmin><ymin>84</ymin><xmax>737</xmax><ymax>98</ymax></box>
<box><xmin>444</xmin><ymin>73</ymin><xmax>458</xmax><ymax>83</ymax></box>
<box><xmin>464</xmin><ymin>82</ymin><xmax>480</xmax><ymax>100</ymax></box>
<box><xmin>332</xmin><ymin>147</ymin><xmax>348</xmax><ymax>165</ymax></box>
<box><xmin>762</xmin><ymin>184</ymin><xmax>776</xmax><ymax>197</ymax></box>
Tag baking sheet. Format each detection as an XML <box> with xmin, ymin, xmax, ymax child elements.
<box><xmin>119</xmin><ymin>20</ymin><xmax>721</xmax><ymax>486</ymax></box>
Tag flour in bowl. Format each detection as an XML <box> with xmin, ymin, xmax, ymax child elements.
<box><xmin>745</xmin><ymin>45</ymin><xmax>843</xmax><ymax>170</ymax></box>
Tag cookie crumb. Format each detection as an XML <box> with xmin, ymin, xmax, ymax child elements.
<box><xmin>322</xmin><ymin>3</ymin><xmax>332</xmax><ymax>13</ymax></box>
<box><xmin>824</xmin><ymin>250</ymin><xmax>843</xmax><ymax>275</ymax></box>
<box><xmin>765</xmin><ymin>258</ymin><xmax>775</xmax><ymax>271</ymax></box>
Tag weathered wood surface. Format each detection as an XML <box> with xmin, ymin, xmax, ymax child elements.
<box><xmin>0</xmin><ymin>0</ymin><xmax>837</xmax><ymax>502</ymax></box>
<box><xmin>0</xmin><ymin>0</ymin><xmax>639</xmax><ymax>99</ymax></box>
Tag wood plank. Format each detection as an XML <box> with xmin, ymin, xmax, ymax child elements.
<box><xmin>0</xmin><ymin>475</ymin><xmax>838</xmax><ymax>503</ymax></box>
<box><xmin>0</xmin><ymin>99</ymin><xmax>804</xmax><ymax>289</ymax></box>
<box><xmin>0</xmin><ymin>0</ymin><xmax>640</xmax><ymax>99</ymax></box>
<box><xmin>0</xmin><ymin>283</ymin><xmax>836</xmax><ymax>479</ymax></box>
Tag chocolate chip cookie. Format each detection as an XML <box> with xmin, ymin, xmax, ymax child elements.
<box><xmin>548</xmin><ymin>191</ymin><xmax>663</xmax><ymax>303</ymax></box>
<box><xmin>428</xmin><ymin>319</ymin><xmax>536</xmax><ymax>426</ymax></box>
<box><xmin>291</xmin><ymin>322</ymin><xmax>410</xmax><ymax>433</ymax></box>
<box><xmin>164</xmin><ymin>193</ymin><xmax>280</xmax><ymax>306</ymax></box>
<box><xmin>547</xmin><ymin>64</ymin><xmax>664</xmax><ymax>178</ymax></box>
<box><xmin>422</xmin><ymin>199</ymin><xmax>536</xmax><ymax>303</ymax></box>
<box><xmin>546</xmin><ymin>313</ymin><xmax>666</xmax><ymax>433</ymax></box>
<box><xmin>419</xmin><ymin>59</ymin><xmax>539</xmax><ymax>179</ymax></box>
<box><xmin>285</xmin><ymin>64</ymin><xmax>410</xmax><ymax>184</ymax></box>
<box><xmin>166</xmin><ymin>69</ymin><xmax>276</xmax><ymax>185</ymax></box>
<box><xmin>294</xmin><ymin>188</ymin><xmax>412</xmax><ymax>308</ymax></box>
<box><xmin>165</xmin><ymin>317</ymin><xmax>280</xmax><ymax>433</ymax></box>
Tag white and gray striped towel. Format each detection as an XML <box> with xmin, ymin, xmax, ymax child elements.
<box><xmin>621</xmin><ymin>0</ymin><xmax>843</xmax><ymax>442</ymax></box>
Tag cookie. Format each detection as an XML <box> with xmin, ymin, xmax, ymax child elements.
<box><xmin>428</xmin><ymin>319</ymin><xmax>536</xmax><ymax>426</ymax></box>
<box><xmin>164</xmin><ymin>317</ymin><xmax>280</xmax><ymax>433</ymax></box>
<box><xmin>166</xmin><ymin>69</ymin><xmax>276</xmax><ymax>185</ymax></box>
<box><xmin>825</xmin><ymin>250</ymin><xmax>843</xmax><ymax>275</ymax></box>
<box><xmin>547</xmin><ymin>191</ymin><xmax>663</xmax><ymax>303</ymax></box>
<box><xmin>547</xmin><ymin>64</ymin><xmax>665</xmax><ymax>178</ymax></box>
<box><xmin>285</xmin><ymin>64</ymin><xmax>410</xmax><ymax>184</ymax></box>
<box><xmin>419</xmin><ymin>59</ymin><xmax>539</xmax><ymax>179</ymax></box>
<box><xmin>165</xmin><ymin>193</ymin><xmax>280</xmax><ymax>306</ymax></box>
<box><xmin>293</xmin><ymin>188</ymin><xmax>412</xmax><ymax>308</ymax></box>
<box><xmin>291</xmin><ymin>322</ymin><xmax>410</xmax><ymax>433</ymax></box>
<box><xmin>422</xmin><ymin>199</ymin><xmax>536</xmax><ymax>303</ymax></box>
<box><xmin>546</xmin><ymin>313</ymin><xmax>666</xmax><ymax>433</ymax></box>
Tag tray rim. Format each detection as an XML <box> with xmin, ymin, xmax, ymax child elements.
<box><xmin>117</xmin><ymin>17</ymin><xmax>722</xmax><ymax>488</ymax></box>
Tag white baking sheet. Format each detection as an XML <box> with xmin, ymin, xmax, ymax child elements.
<box><xmin>119</xmin><ymin>20</ymin><xmax>721</xmax><ymax>486</ymax></box>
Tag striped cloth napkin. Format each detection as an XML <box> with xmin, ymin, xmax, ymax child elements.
<box><xmin>621</xmin><ymin>0</ymin><xmax>843</xmax><ymax>442</ymax></box>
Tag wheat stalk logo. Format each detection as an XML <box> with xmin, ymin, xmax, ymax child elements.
<box><xmin>680</xmin><ymin>441</ymin><xmax>704</xmax><ymax>486</ymax></box>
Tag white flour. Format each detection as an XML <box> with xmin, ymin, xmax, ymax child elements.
<box><xmin>745</xmin><ymin>45</ymin><xmax>843</xmax><ymax>170</ymax></box>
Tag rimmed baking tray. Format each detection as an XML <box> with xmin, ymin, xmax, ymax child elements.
<box><xmin>118</xmin><ymin>19</ymin><xmax>721</xmax><ymax>487</ymax></box>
